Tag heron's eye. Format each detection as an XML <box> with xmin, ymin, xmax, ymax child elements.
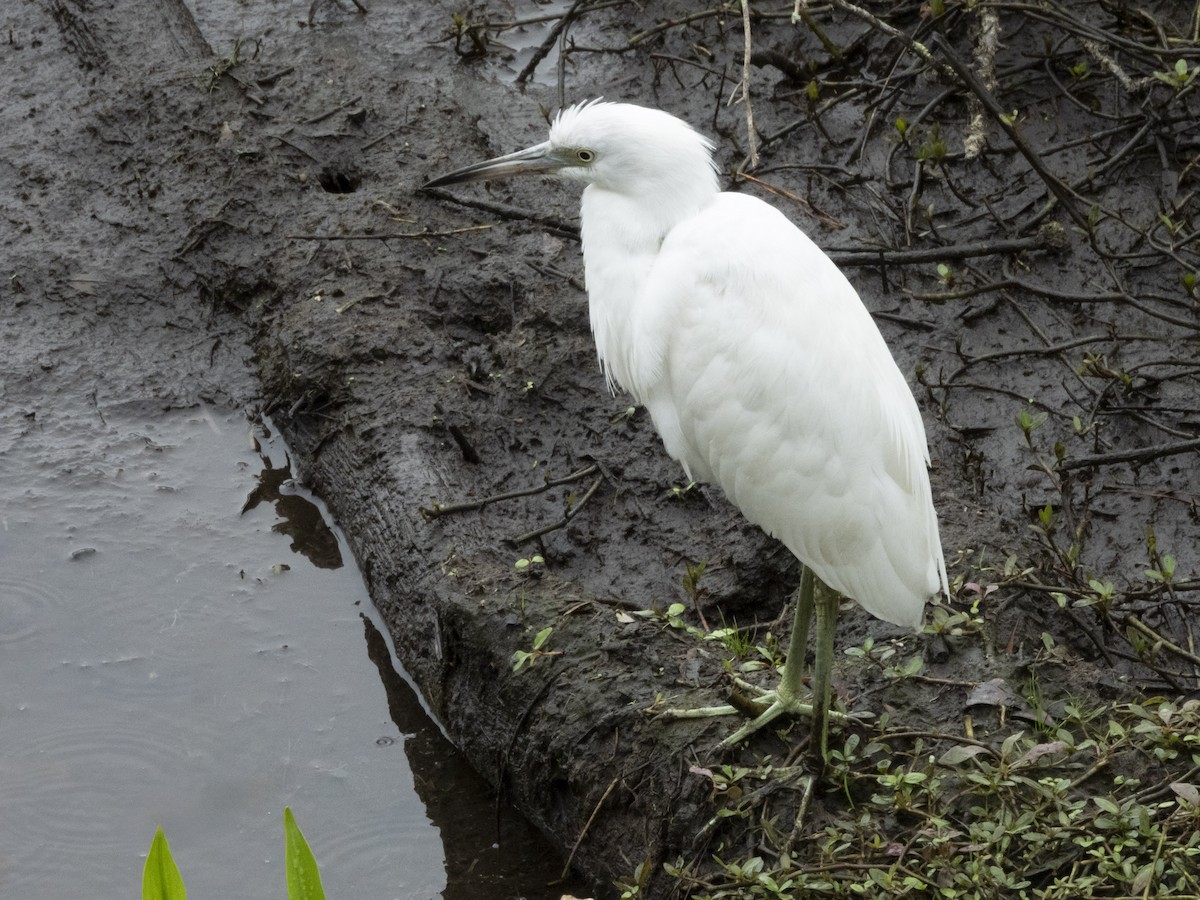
<box><xmin>576</xmin><ymin>148</ymin><xmax>595</xmax><ymax>163</ymax></box>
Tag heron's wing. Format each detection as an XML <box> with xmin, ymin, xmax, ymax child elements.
<box><xmin>634</xmin><ymin>192</ymin><xmax>946</xmax><ymax>628</ymax></box>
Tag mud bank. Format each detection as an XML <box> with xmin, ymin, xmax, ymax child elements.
<box><xmin>6</xmin><ymin>0</ymin><xmax>1198</xmax><ymax>896</ymax></box>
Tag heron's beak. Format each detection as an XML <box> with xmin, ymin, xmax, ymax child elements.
<box><xmin>422</xmin><ymin>141</ymin><xmax>570</xmax><ymax>188</ymax></box>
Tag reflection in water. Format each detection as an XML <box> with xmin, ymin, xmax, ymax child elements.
<box><xmin>241</xmin><ymin>428</ymin><xmax>343</xmax><ymax>570</ymax></box>
<box><xmin>0</xmin><ymin>400</ymin><xmax>587</xmax><ymax>899</ymax></box>
<box><xmin>361</xmin><ymin>615</ymin><xmax>590</xmax><ymax>900</ymax></box>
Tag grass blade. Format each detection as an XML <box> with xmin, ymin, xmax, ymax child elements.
<box><xmin>283</xmin><ymin>806</ymin><xmax>326</xmax><ymax>900</ymax></box>
<box><xmin>142</xmin><ymin>826</ymin><xmax>187</xmax><ymax>900</ymax></box>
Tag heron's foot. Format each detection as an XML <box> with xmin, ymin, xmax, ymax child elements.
<box><xmin>659</xmin><ymin>679</ymin><xmax>860</xmax><ymax>746</ymax></box>
<box><xmin>718</xmin><ymin>686</ymin><xmax>818</xmax><ymax>748</ymax></box>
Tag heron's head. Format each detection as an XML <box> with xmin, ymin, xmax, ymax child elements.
<box><xmin>424</xmin><ymin>101</ymin><xmax>719</xmax><ymax>199</ymax></box>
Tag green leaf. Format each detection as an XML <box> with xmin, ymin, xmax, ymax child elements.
<box><xmin>284</xmin><ymin>807</ymin><xmax>326</xmax><ymax>900</ymax></box>
<box><xmin>1176</xmin><ymin>58</ymin><xmax>1188</xmax><ymax>78</ymax></box>
<box><xmin>143</xmin><ymin>826</ymin><xmax>187</xmax><ymax>900</ymax></box>
<box><xmin>938</xmin><ymin>744</ymin><xmax>988</xmax><ymax>767</ymax></box>
<box><xmin>532</xmin><ymin>626</ymin><xmax>553</xmax><ymax>651</ymax></box>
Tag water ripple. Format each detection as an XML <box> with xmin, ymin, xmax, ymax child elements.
<box><xmin>0</xmin><ymin>574</ymin><xmax>58</xmax><ymax>644</ymax></box>
<box><xmin>0</xmin><ymin>713</ymin><xmax>190</xmax><ymax>893</ymax></box>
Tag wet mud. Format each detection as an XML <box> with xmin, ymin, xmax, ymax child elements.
<box><xmin>5</xmin><ymin>0</ymin><xmax>1198</xmax><ymax>896</ymax></box>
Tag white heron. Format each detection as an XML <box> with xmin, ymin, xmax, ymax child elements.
<box><xmin>424</xmin><ymin>101</ymin><xmax>948</xmax><ymax>761</ymax></box>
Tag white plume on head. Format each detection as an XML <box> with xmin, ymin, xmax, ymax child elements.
<box><xmin>546</xmin><ymin>100</ymin><xmax>719</xmax><ymax>199</ymax></box>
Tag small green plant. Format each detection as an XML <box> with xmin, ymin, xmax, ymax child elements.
<box><xmin>1069</xmin><ymin>60</ymin><xmax>1089</xmax><ymax>81</ymax></box>
<box><xmin>142</xmin><ymin>808</ymin><xmax>324</xmax><ymax>900</ymax></box>
<box><xmin>1153</xmin><ymin>58</ymin><xmax>1194</xmax><ymax>90</ymax></box>
<box><xmin>615</xmin><ymin>859</ymin><xmax>653</xmax><ymax>899</ymax></box>
<box><xmin>1159</xmin><ymin>212</ymin><xmax>1185</xmax><ymax>235</ymax></box>
<box><xmin>936</xmin><ymin>262</ymin><xmax>953</xmax><ymax>285</ymax></box>
<box><xmin>633</xmin><ymin>601</ymin><xmax>704</xmax><ymax>637</ymax></box>
<box><xmin>513</xmin><ymin>554</ymin><xmax>544</xmax><ymax>574</ymax></box>
<box><xmin>449</xmin><ymin>12</ymin><xmax>490</xmax><ymax>57</ymax></box>
<box><xmin>1015</xmin><ymin>405</ymin><xmax>1048</xmax><ymax>445</ymax></box>
<box><xmin>283</xmin><ymin>807</ymin><xmax>326</xmax><ymax>900</ymax></box>
<box><xmin>670</xmin><ymin>480</ymin><xmax>698</xmax><ymax>499</ymax></box>
<box><xmin>916</xmin><ymin>122</ymin><xmax>947</xmax><ymax>162</ymax></box>
<box><xmin>203</xmin><ymin>37</ymin><xmax>244</xmax><ymax>92</ymax></box>
<box><xmin>143</xmin><ymin>827</ymin><xmax>186</xmax><ymax>900</ymax></box>
<box><xmin>682</xmin><ymin>561</ymin><xmax>706</xmax><ymax>603</ymax></box>
<box><xmin>512</xmin><ymin>625</ymin><xmax>556</xmax><ymax>671</ymax></box>
<box><xmin>1145</xmin><ymin>554</ymin><xmax>1176</xmax><ymax>585</ymax></box>
<box><xmin>708</xmin><ymin>616</ymin><xmax>753</xmax><ymax>659</ymax></box>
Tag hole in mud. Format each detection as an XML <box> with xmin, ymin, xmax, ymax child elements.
<box><xmin>318</xmin><ymin>166</ymin><xmax>360</xmax><ymax>193</ymax></box>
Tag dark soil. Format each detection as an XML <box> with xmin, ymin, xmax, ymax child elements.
<box><xmin>5</xmin><ymin>1</ymin><xmax>1198</xmax><ymax>897</ymax></box>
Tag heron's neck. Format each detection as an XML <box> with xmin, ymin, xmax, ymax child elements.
<box><xmin>579</xmin><ymin>181</ymin><xmax>716</xmax><ymax>398</ymax></box>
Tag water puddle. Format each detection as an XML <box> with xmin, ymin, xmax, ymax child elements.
<box><xmin>0</xmin><ymin>402</ymin><xmax>580</xmax><ymax>898</ymax></box>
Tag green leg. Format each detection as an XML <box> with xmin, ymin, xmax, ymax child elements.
<box><xmin>809</xmin><ymin>578</ymin><xmax>839</xmax><ymax>764</ymax></box>
<box><xmin>776</xmin><ymin>567</ymin><xmax>815</xmax><ymax>709</ymax></box>
<box><xmin>666</xmin><ymin>565</ymin><xmax>846</xmax><ymax>761</ymax></box>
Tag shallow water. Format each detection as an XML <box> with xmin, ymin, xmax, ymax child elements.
<box><xmin>0</xmin><ymin>402</ymin><xmax>578</xmax><ymax>899</ymax></box>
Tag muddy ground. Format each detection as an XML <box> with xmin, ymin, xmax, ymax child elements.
<box><xmin>5</xmin><ymin>0</ymin><xmax>1199</xmax><ymax>896</ymax></box>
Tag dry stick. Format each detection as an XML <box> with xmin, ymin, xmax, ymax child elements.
<box><xmin>739</xmin><ymin>0</ymin><xmax>759</xmax><ymax>169</ymax></box>
<box><xmin>738</xmin><ymin>171</ymin><xmax>842</xmax><ymax>228</ymax></box>
<box><xmin>791</xmin><ymin>0</ymin><xmax>842</xmax><ymax>60</ymax></box>
<box><xmin>419</xmin><ymin>187</ymin><xmax>580</xmax><ymax>237</ymax></box>
<box><xmin>828</xmin><ymin>0</ymin><xmax>939</xmax><ymax>68</ymax></box>
<box><xmin>508</xmin><ymin>474</ymin><xmax>604</xmax><ymax>545</ymax></box>
<box><xmin>421</xmin><ymin>464</ymin><xmax>599</xmax><ymax>519</ymax></box>
<box><xmin>628</xmin><ymin>7</ymin><xmax>727</xmax><ymax>47</ymax></box>
<box><xmin>561</xmin><ymin>774</ymin><xmax>621</xmax><ymax>879</ymax></box>
<box><xmin>1126</xmin><ymin>615</ymin><xmax>1200</xmax><ymax>668</ymax></box>
<box><xmin>516</xmin><ymin>0</ymin><xmax>587</xmax><ymax>84</ymax></box>
<box><xmin>827</xmin><ymin>234</ymin><xmax>1056</xmax><ymax>267</ymax></box>
<box><xmin>1059</xmin><ymin>436</ymin><xmax>1200</xmax><ymax>472</ymax></box>
<box><xmin>288</xmin><ymin>224</ymin><xmax>496</xmax><ymax>240</ymax></box>
<box><xmin>945</xmin><ymin>333</ymin><xmax>1114</xmax><ymax>384</ymax></box>
<box><xmin>929</xmin><ymin>34</ymin><xmax>1091</xmax><ymax>232</ymax></box>
<box><xmin>963</xmin><ymin>5</ymin><xmax>1000</xmax><ymax>159</ymax></box>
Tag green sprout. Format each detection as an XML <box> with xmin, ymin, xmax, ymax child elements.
<box><xmin>1153</xmin><ymin>58</ymin><xmax>1194</xmax><ymax>91</ymax></box>
<box><xmin>512</xmin><ymin>626</ymin><xmax>556</xmax><ymax>672</ymax></box>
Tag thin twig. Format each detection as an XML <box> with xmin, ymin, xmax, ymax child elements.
<box><xmin>931</xmin><ymin>33</ymin><xmax>1090</xmax><ymax>231</ymax></box>
<box><xmin>828</xmin><ymin>0</ymin><xmax>939</xmax><ymax>68</ymax></box>
<box><xmin>288</xmin><ymin>224</ymin><xmax>496</xmax><ymax>241</ymax></box>
<box><xmin>421</xmin><ymin>464</ymin><xmax>599</xmax><ymax>519</ymax></box>
<box><xmin>740</xmin><ymin>0</ymin><xmax>759</xmax><ymax>168</ymax></box>
<box><xmin>508</xmin><ymin>474</ymin><xmax>604</xmax><ymax>545</ymax></box>
<box><xmin>420</xmin><ymin>187</ymin><xmax>579</xmax><ymax>237</ymax></box>
<box><xmin>1126</xmin><ymin>615</ymin><xmax>1200</xmax><ymax>667</ymax></box>
<box><xmin>827</xmin><ymin>233</ymin><xmax>1060</xmax><ymax>267</ymax></box>
<box><xmin>516</xmin><ymin>0</ymin><xmax>588</xmax><ymax>84</ymax></box>
<box><xmin>1058</xmin><ymin>436</ymin><xmax>1200</xmax><ymax>472</ymax></box>
<box><xmin>561</xmin><ymin>774</ymin><xmax>622</xmax><ymax>878</ymax></box>
<box><xmin>963</xmin><ymin>6</ymin><xmax>1000</xmax><ymax>158</ymax></box>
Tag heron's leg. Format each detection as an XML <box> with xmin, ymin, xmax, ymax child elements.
<box><xmin>662</xmin><ymin>567</ymin><xmax>853</xmax><ymax>752</ymax></box>
<box><xmin>775</xmin><ymin>566</ymin><xmax>815</xmax><ymax>709</ymax></box>
<box><xmin>716</xmin><ymin>568</ymin><xmax>824</xmax><ymax>748</ymax></box>
<box><xmin>808</xmin><ymin>578</ymin><xmax>839</xmax><ymax>763</ymax></box>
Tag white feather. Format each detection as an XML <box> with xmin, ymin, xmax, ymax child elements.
<box><xmin>558</xmin><ymin>102</ymin><xmax>944</xmax><ymax>628</ymax></box>
<box><xmin>426</xmin><ymin>99</ymin><xmax>952</xmax><ymax>756</ymax></box>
